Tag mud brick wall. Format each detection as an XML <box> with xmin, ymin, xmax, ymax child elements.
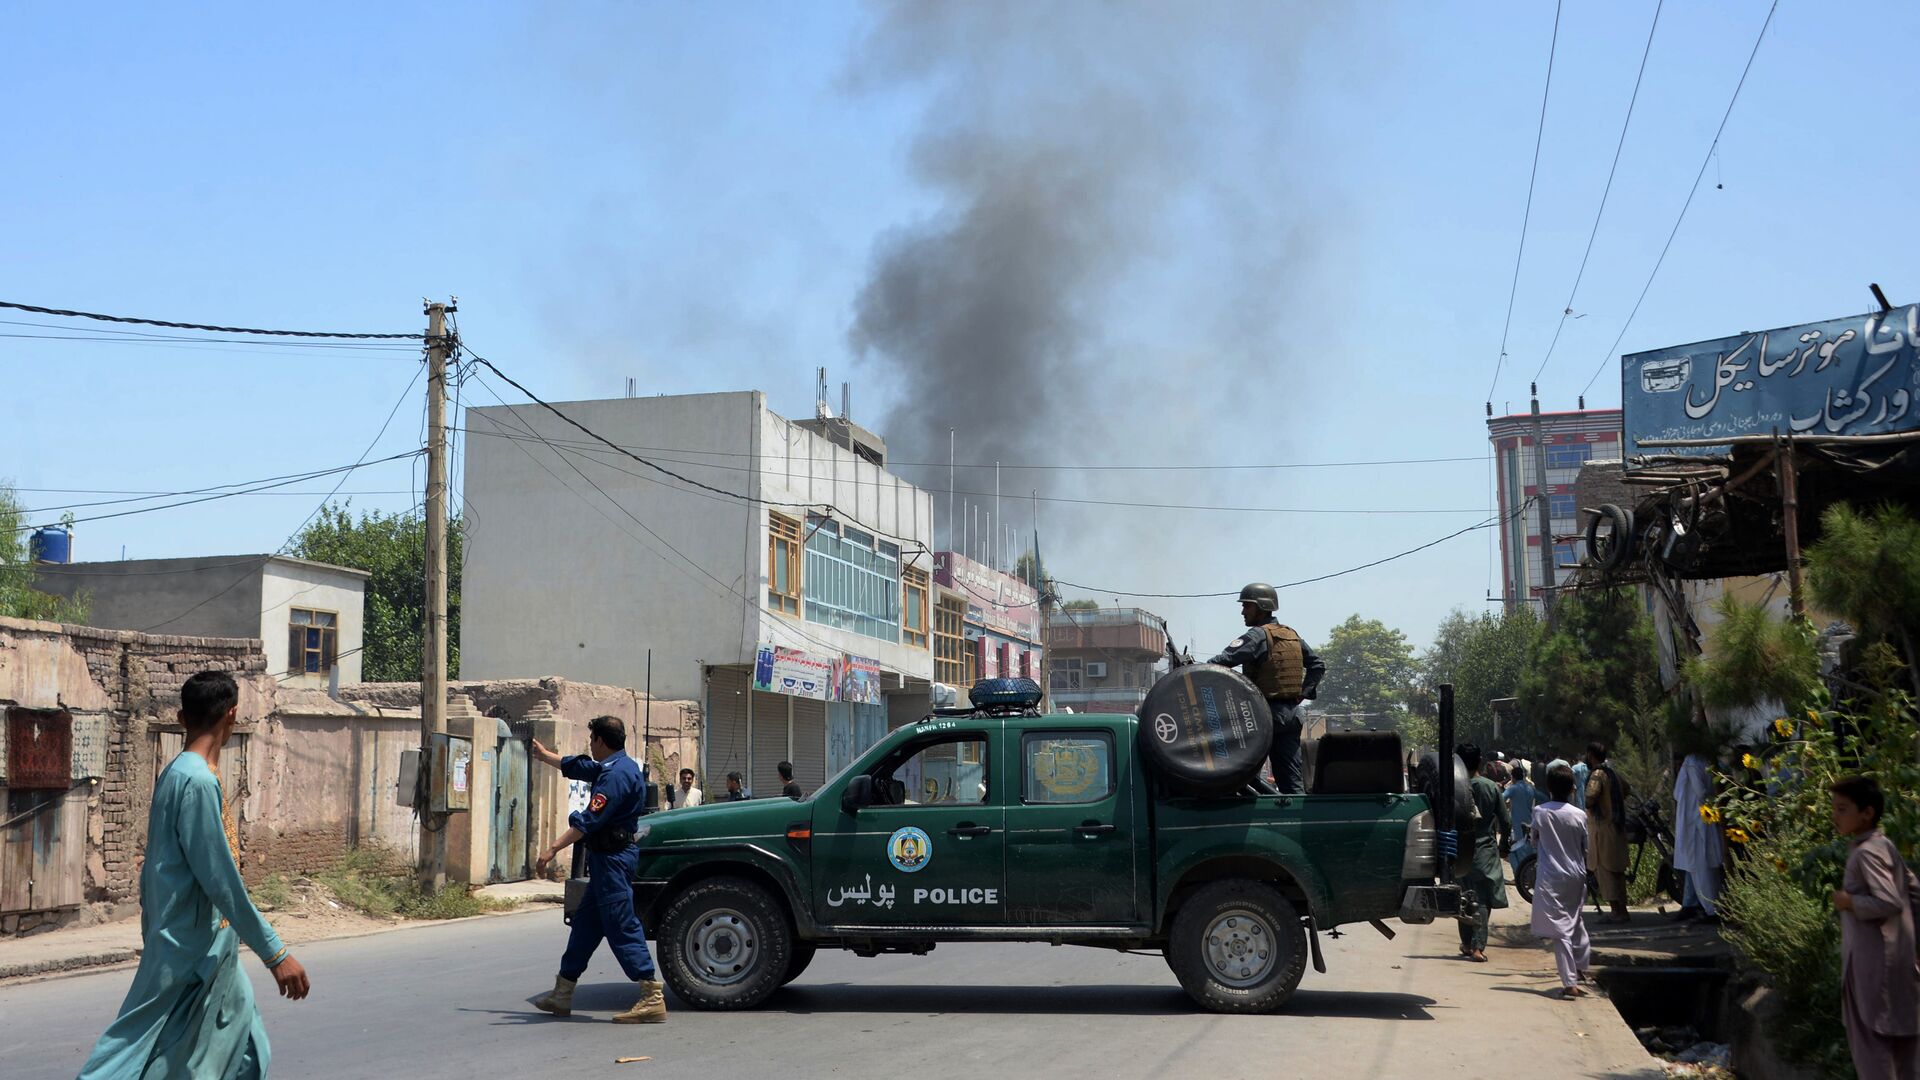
<box><xmin>0</xmin><ymin>616</ymin><xmax>266</xmax><ymax>918</ymax></box>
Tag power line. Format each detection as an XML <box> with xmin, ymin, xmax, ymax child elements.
<box><xmin>10</xmin><ymin>451</ymin><xmax>423</xmax><ymax>531</ymax></box>
<box><xmin>461</xmin><ymin>428</ymin><xmax>1483</xmax><ymax>516</ymax></box>
<box><xmin>0</xmin><ymin>299</ymin><xmax>424</xmax><ymax>340</ymax></box>
<box><xmin>1580</xmin><ymin>0</ymin><xmax>1780</xmax><ymax>398</ymax></box>
<box><xmin>1531</xmin><ymin>0</ymin><xmax>1664</xmax><ymax>386</ymax></box>
<box><xmin>1487</xmin><ymin>0</ymin><xmax>1564</xmax><ymax>404</ymax></box>
<box><xmin>1052</xmin><ymin>497</ymin><xmax>1535</xmax><ymax>599</ymax></box>
<box><xmin>452</xmin><ymin>424</ymin><xmax>1481</xmax><ymax>472</ymax></box>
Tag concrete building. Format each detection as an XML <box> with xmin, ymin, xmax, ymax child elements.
<box><xmin>1487</xmin><ymin>407</ymin><xmax>1623</xmax><ymax>607</ymax></box>
<box><xmin>930</xmin><ymin>550</ymin><xmax>1044</xmax><ymax>703</ymax></box>
<box><xmin>32</xmin><ymin>555</ymin><xmax>369</xmax><ymax>688</ymax></box>
<box><xmin>1045</xmin><ymin>607</ymin><xmax>1167</xmax><ymax>714</ymax></box>
<box><xmin>461</xmin><ymin>390</ymin><xmax>936</xmax><ymax>799</ymax></box>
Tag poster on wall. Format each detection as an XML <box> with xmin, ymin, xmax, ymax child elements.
<box><xmin>839</xmin><ymin>654</ymin><xmax>882</xmax><ymax>705</ymax></box>
<box><xmin>753</xmin><ymin>646</ymin><xmax>834</xmax><ymax>700</ymax></box>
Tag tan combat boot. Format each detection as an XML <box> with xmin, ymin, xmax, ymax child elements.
<box><xmin>534</xmin><ymin>975</ymin><xmax>577</xmax><ymax>1017</ymax></box>
<box><xmin>611</xmin><ymin>979</ymin><xmax>667</xmax><ymax>1024</ymax></box>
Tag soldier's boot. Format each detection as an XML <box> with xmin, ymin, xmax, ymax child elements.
<box><xmin>611</xmin><ymin>979</ymin><xmax>667</xmax><ymax>1024</ymax></box>
<box><xmin>534</xmin><ymin>975</ymin><xmax>577</xmax><ymax>1017</ymax></box>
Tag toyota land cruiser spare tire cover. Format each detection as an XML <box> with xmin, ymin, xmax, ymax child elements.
<box><xmin>1138</xmin><ymin>665</ymin><xmax>1274</xmax><ymax>794</ymax></box>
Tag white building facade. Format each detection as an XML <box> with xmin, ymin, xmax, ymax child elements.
<box><xmin>461</xmin><ymin>391</ymin><xmax>937</xmax><ymax>798</ymax></box>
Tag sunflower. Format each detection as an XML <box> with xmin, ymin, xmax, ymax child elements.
<box><xmin>1742</xmin><ymin>753</ymin><xmax>1759</xmax><ymax>771</ymax></box>
<box><xmin>1700</xmin><ymin>804</ymin><xmax>1722</xmax><ymax>824</ymax></box>
<box><xmin>1726</xmin><ymin>827</ymin><xmax>1750</xmax><ymax>844</ymax></box>
<box><xmin>1773</xmin><ymin>857</ymin><xmax>1791</xmax><ymax>871</ymax></box>
<box><xmin>1806</xmin><ymin>707</ymin><xmax>1822</xmax><ymax>726</ymax></box>
<box><xmin>1773</xmin><ymin>717</ymin><xmax>1794</xmax><ymax>739</ymax></box>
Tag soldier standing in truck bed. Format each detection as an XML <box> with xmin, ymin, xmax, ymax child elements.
<box><xmin>1209</xmin><ymin>583</ymin><xmax>1327</xmax><ymax>794</ymax></box>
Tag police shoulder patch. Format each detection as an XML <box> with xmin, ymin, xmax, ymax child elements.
<box><xmin>589</xmin><ymin>792</ymin><xmax>608</xmax><ymax>812</ymax></box>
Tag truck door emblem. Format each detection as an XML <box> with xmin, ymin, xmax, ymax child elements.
<box><xmin>888</xmin><ymin>827</ymin><xmax>932</xmax><ymax>873</ymax></box>
<box><xmin>1154</xmin><ymin>714</ymin><xmax>1178</xmax><ymax>744</ymax></box>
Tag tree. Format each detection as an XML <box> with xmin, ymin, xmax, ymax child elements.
<box><xmin>289</xmin><ymin>505</ymin><xmax>463</xmax><ymax>682</ymax></box>
<box><xmin>1515</xmin><ymin>587</ymin><xmax>1662</xmax><ymax>756</ymax></box>
<box><xmin>1061</xmin><ymin>599</ymin><xmax>1099</xmax><ymax>612</ymax></box>
<box><xmin>1315</xmin><ymin>615</ymin><xmax>1419</xmax><ymax>736</ymax></box>
<box><xmin>1422</xmin><ymin>607</ymin><xmax>1541</xmax><ymax>749</ymax></box>
<box><xmin>0</xmin><ymin>485</ymin><xmax>89</xmax><ymax>623</ymax></box>
<box><xmin>1805</xmin><ymin>502</ymin><xmax>1920</xmax><ymax>696</ymax></box>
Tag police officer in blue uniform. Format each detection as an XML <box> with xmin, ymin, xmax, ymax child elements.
<box><xmin>1209</xmin><ymin>583</ymin><xmax>1327</xmax><ymax>795</ymax></box>
<box><xmin>529</xmin><ymin>716</ymin><xmax>666</xmax><ymax>1024</ymax></box>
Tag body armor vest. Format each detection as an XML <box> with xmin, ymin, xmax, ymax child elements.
<box><xmin>1252</xmin><ymin>623</ymin><xmax>1306</xmax><ymax>701</ymax></box>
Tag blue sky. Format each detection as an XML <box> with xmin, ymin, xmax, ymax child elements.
<box><xmin>6</xmin><ymin>1</ymin><xmax>1918</xmax><ymax>656</ymax></box>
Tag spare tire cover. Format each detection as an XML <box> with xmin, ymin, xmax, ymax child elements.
<box><xmin>1137</xmin><ymin>665</ymin><xmax>1274</xmax><ymax>794</ymax></box>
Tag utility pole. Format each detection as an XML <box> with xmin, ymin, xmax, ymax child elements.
<box><xmin>419</xmin><ymin>299</ymin><xmax>453</xmax><ymax>887</ymax></box>
<box><xmin>1778</xmin><ymin>435</ymin><xmax>1806</xmax><ymax>619</ymax></box>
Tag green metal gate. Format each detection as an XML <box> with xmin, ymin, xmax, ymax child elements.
<box><xmin>490</xmin><ymin>718</ymin><xmax>531</xmax><ymax>883</ymax></box>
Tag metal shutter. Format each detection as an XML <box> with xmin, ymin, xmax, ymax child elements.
<box><xmin>705</xmin><ymin>667</ymin><xmax>750</xmax><ymax>787</ymax></box>
<box><xmin>791</xmin><ymin>697</ymin><xmax>827</xmax><ymax>793</ymax></box>
<box><xmin>751</xmin><ymin>691</ymin><xmax>791</xmax><ymax>798</ymax></box>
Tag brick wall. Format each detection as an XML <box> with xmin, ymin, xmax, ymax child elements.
<box><xmin>0</xmin><ymin>615</ymin><xmax>265</xmax><ymax>933</ymax></box>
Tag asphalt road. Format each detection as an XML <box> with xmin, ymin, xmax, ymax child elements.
<box><xmin>1</xmin><ymin>907</ymin><xmax>1657</xmax><ymax>1079</ymax></box>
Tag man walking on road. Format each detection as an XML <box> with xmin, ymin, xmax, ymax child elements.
<box><xmin>779</xmin><ymin>760</ymin><xmax>804</xmax><ymax>800</ymax></box>
<box><xmin>1456</xmin><ymin>743</ymin><xmax>1510</xmax><ymax>963</ymax></box>
<box><xmin>1531</xmin><ymin>763</ymin><xmax>1593</xmax><ymax>999</ymax></box>
<box><xmin>1208</xmin><ymin>582</ymin><xmax>1326</xmax><ymax>794</ymax></box>
<box><xmin>79</xmin><ymin>671</ymin><xmax>311</xmax><ymax>1079</ymax></box>
<box><xmin>530</xmin><ymin>716</ymin><xmax>666</xmax><ymax>1024</ymax></box>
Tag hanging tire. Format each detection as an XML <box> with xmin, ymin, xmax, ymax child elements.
<box><xmin>658</xmin><ymin>876</ymin><xmax>792</xmax><ymax>1010</ymax></box>
<box><xmin>1137</xmin><ymin>665</ymin><xmax>1274</xmax><ymax>795</ymax></box>
<box><xmin>780</xmin><ymin>941</ymin><xmax>817</xmax><ymax>986</ymax></box>
<box><xmin>1166</xmin><ymin>879</ymin><xmax>1307</xmax><ymax>1014</ymax></box>
<box><xmin>1586</xmin><ymin>503</ymin><xmax>1634</xmax><ymax>570</ymax></box>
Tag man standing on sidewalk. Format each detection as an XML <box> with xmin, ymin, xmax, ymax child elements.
<box><xmin>1584</xmin><ymin>741</ymin><xmax>1632</xmax><ymax>924</ymax></box>
<box><xmin>530</xmin><ymin>716</ymin><xmax>666</xmax><ymax>1024</ymax></box>
<box><xmin>79</xmin><ymin>671</ymin><xmax>311</xmax><ymax>1079</ymax></box>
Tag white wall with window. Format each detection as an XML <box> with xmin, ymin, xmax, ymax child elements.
<box><xmin>261</xmin><ymin>559</ymin><xmax>367</xmax><ymax>687</ymax></box>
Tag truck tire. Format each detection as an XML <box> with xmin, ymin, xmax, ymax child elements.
<box><xmin>657</xmin><ymin>876</ymin><xmax>792</xmax><ymax>1010</ymax></box>
<box><xmin>1167</xmin><ymin>879</ymin><xmax>1307</xmax><ymax>1013</ymax></box>
<box><xmin>1586</xmin><ymin>503</ymin><xmax>1634</xmax><ymax>570</ymax></box>
<box><xmin>780</xmin><ymin>941</ymin><xmax>817</xmax><ymax>986</ymax></box>
<box><xmin>1138</xmin><ymin>665</ymin><xmax>1274</xmax><ymax>795</ymax></box>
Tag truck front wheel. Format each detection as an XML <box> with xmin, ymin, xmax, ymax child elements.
<box><xmin>1167</xmin><ymin>879</ymin><xmax>1307</xmax><ymax>1013</ymax></box>
<box><xmin>658</xmin><ymin>876</ymin><xmax>792</xmax><ymax>1010</ymax></box>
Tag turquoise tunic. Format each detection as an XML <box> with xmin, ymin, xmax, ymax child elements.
<box><xmin>78</xmin><ymin>752</ymin><xmax>288</xmax><ymax>1079</ymax></box>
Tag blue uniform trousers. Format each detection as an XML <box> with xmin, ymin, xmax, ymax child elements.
<box><xmin>1269</xmin><ymin>700</ymin><xmax>1305</xmax><ymax>794</ymax></box>
<box><xmin>560</xmin><ymin>847</ymin><xmax>656</xmax><ymax>982</ymax></box>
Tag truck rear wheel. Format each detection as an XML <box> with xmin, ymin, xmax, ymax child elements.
<box><xmin>658</xmin><ymin>876</ymin><xmax>792</xmax><ymax>1010</ymax></box>
<box><xmin>1167</xmin><ymin>879</ymin><xmax>1307</xmax><ymax>1014</ymax></box>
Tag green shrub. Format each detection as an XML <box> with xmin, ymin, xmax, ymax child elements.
<box><xmin>313</xmin><ymin>847</ymin><xmax>515</xmax><ymax>921</ymax></box>
<box><xmin>248</xmin><ymin>873</ymin><xmax>292</xmax><ymax>911</ymax></box>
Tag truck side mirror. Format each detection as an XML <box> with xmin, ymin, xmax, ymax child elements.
<box><xmin>843</xmin><ymin>774</ymin><xmax>876</xmax><ymax>814</ymax></box>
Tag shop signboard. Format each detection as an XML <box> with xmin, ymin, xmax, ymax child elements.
<box><xmin>933</xmin><ymin>551</ymin><xmax>1040</xmax><ymax>641</ymax></box>
<box><xmin>1622</xmin><ymin>305</ymin><xmax>1920</xmax><ymax>456</ymax></box>
<box><xmin>838</xmin><ymin>654</ymin><xmax>883</xmax><ymax>705</ymax></box>
<box><xmin>753</xmin><ymin>646</ymin><xmax>834</xmax><ymax>700</ymax></box>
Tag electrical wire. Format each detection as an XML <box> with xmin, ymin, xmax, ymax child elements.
<box><xmin>1531</xmin><ymin>0</ymin><xmax>1664</xmax><ymax>386</ymax></box>
<box><xmin>0</xmin><ymin>299</ymin><xmax>423</xmax><ymax>339</ymax></box>
<box><xmin>1487</xmin><ymin>0</ymin><xmax>1564</xmax><ymax>404</ymax></box>
<box><xmin>1051</xmin><ymin>497</ymin><xmax>1536</xmax><ymax>599</ymax></box>
<box><xmin>1580</xmin><ymin>0</ymin><xmax>1780</xmax><ymax>398</ymax></box>
<box><xmin>460</xmin><ymin>427</ymin><xmax>1482</xmax><ymax>516</ymax></box>
<box><xmin>10</xmin><ymin>451</ymin><xmax>423</xmax><ymax>532</ymax></box>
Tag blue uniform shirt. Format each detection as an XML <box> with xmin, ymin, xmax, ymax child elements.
<box><xmin>562</xmin><ymin>750</ymin><xmax>645</xmax><ymax>839</ymax></box>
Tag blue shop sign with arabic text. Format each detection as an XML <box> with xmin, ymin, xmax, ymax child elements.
<box><xmin>1622</xmin><ymin>306</ymin><xmax>1920</xmax><ymax>455</ymax></box>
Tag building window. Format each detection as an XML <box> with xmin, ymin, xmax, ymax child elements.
<box><xmin>768</xmin><ymin>512</ymin><xmax>802</xmax><ymax>616</ymax></box>
<box><xmin>804</xmin><ymin>515</ymin><xmax>901</xmax><ymax>642</ymax></box>
<box><xmin>902</xmin><ymin>567</ymin><xmax>930</xmax><ymax>649</ymax></box>
<box><xmin>1549</xmin><ymin>494</ymin><xmax>1576</xmax><ymax>520</ymax></box>
<box><xmin>1545</xmin><ymin>442</ymin><xmax>1594</xmax><ymax>470</ymax></box>
<box><xmin>289</xmin><ymin>608</ymin><xmax>338</xmax><ymax>675</ymax></box>
<box><xmin>934</xmin><ymin>596</ymin><xmax>968</xmax><ymax>685</ymax></box>
<box><xmin>1553</xmin><ymin>542</ymin><xmax>1581</xmax><ymax>568</ymax></box>
<box><xmin>1050</xmin><ymin>658</ymin><xmax>1083</xmax><ymax>691</ymax></box>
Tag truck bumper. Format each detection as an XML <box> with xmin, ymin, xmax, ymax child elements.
<box><xmin>1397</xmin><ymin>883</ymin><xmax>1472</xmax><ymax>925</ymax></box>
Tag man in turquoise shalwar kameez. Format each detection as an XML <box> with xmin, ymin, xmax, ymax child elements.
<box><xmin>78</xmin><ymin>671</ymin><xmax>311</xmax><ymax>1079</ymax></box>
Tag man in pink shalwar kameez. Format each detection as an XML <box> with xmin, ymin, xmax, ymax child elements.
<box><xmin>1831</xmin><ymin>775</ymin><xmax>1920</xmax><ymax>1080</ymax></box>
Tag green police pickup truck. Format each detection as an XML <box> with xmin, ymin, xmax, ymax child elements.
<box><xmin>611</xmin><ymin>675</ymin><xmax>1457</xmax><ymax>1015</ymax></box>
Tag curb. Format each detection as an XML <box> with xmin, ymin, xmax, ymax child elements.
<box><xmin>0</xmin><ymin>948</ymin><xmax>142</xmax><ymax>982</ymax></box>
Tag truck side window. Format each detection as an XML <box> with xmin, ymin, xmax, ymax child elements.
<box><xmin>1022</xmin><ymin>732</ymin><xmax>1115</xmax><ymax>805</ymax></box>
<box><xmin>882</xmin><ymin>736</ymin><xmax>988</xmax><ymax>806</ymax></box>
